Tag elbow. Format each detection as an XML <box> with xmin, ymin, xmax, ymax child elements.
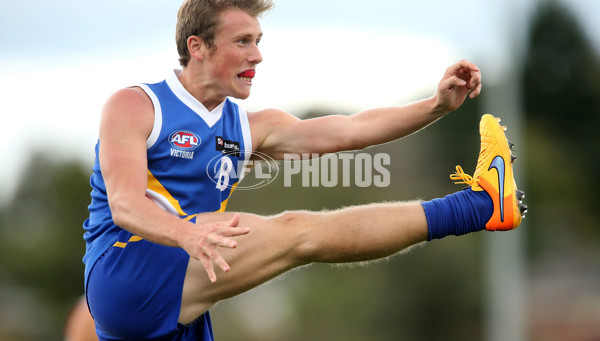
<box><xmin>108</xmin><ymin>192</ymin><xmax>135</xmax><ymax>228</ymax></box>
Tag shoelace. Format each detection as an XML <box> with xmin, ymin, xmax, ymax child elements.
<box><xmin>450</xmin><ymin>165</ymin><xmax>475</xmax><ymax>185</ymax></box>
<box><xmin>450</xmin><ymin>144</ymin><xmax>490</xmax><ymax>185</ymax></box>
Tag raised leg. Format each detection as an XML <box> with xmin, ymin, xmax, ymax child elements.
<box><xmin>178</xmin><ymin>201</ymin><xmax>428</xmax><ymax>324</ymax></box>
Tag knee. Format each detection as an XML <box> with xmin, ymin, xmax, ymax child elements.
<box><xmin>271</xmin><ymin>210</ymin><xmax>320</xmax><ymax>264</ymax></box>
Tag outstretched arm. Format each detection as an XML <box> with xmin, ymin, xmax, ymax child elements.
<box><xmin>251</xmin><ymin>60</ymin><xmax>482</xmax><ymax>158</ymax></box>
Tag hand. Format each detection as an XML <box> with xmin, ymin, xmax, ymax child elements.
<box><xmin>181</xmin><ymin>213</ymin><xmax>250</xmax><ymax>283</ymax></box>
<box><xmin>434</xmin><ymin>60</ymin><xmax>482</xmax><ymax>113</ymax></box>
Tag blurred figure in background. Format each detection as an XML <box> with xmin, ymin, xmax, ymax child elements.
<box><xmin>64</xmin><ymin>296</ymin><xmax>97</xmax><ymax>341</ymax></box>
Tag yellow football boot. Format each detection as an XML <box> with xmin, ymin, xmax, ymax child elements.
<box><xmin>450</xmin><ymin>114</ymin><xmax>527</xmax><ymax>231</ymax></box>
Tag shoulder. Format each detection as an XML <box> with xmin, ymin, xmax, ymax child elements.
<box><xmin>103</xmin><ymin>87</ymin><xmax>153</xmax><ymax>114</ymax></box>
<box><xmin>248</xmin><ymin>108</ymin><xmax>299</xmax><ymax>129</ymax></box>
<box><xmin>247</xmin><ymin>108</ymin><xmax>299</xmax><ymax>151</ymax></box>
<box><xmin>100</xmin><ymin>87</ymin><xmax>155</xmax><ymax>138</ymax></box>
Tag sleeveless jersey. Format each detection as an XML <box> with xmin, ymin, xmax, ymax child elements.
<box><xmin>82</xmin><ymin>70</ymin><xmax>253</xmax><ymax>283</ymax></box>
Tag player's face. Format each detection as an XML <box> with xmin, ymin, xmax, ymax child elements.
<box><xmin>205</xmin><ymin>8</ymin><xmax>263</xmax><ymax>100</ymax></box>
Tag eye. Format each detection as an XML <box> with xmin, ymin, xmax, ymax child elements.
<box><xmin>237</xmin><ymin>38</ymin><xmax>249</xmax><ymax>45</ymax></box>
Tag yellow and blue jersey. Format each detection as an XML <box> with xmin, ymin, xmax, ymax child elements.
<box><xmin>83</xmin><ymin>70</ymin><xmax>253</xmax><ymax>284</ymax></box>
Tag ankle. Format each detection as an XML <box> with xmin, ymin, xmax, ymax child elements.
<box><xmin>422</xmin><ymin>188</ymin><xmax>493</xmax><ymax>240</ymax></box>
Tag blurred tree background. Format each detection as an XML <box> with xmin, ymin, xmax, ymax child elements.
<box><xmin>0</xmin><ymin>154</ymin><xmax>89</xmax><ymax>340</ymax></box>
<box><xmin>0</xmin><ymin>1</ymin><xmax>599</xmax><ymax>340</ymax></box>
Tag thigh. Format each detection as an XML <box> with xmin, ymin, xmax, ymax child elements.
<box><xmin>179</xmin><ymin>211</ymin><xmax>311</xmax><ymax>324</ymax></box>
<box><xmin>87</xmin><ymin>230</ymin><xmax>207</xmax><ymax>340</ymax></box>
<box><xmin>179</xmin><ymin>202</ymin><xmax>429</xmax><ymax>324</ymax></box>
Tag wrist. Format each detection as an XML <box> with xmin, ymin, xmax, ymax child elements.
<box><xmin>427</xmin><ymin>95</ymin><xmax>450</xmax><ymax>117</ymax></box>
<box><xmin>172</xmin><ymin>218</ymin><xmax>194</xmax><ymax>249</ymax></box>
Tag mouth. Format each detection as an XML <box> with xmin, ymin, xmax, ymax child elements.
<box><xmin>237</xmin><ymin>70</ymin><xmax>256</xmax><ymax>83</ymax></box>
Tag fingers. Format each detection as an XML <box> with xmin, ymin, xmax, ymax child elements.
<box><xmin>442</xmin><ymin>75</ymin><xmax>467</xmax><ymax>89</ymax></box>
<box><xmin>450</xmin><ymin>59</ymin><xmax>480</xmax><ymax>77</ymax></box>
<box><xmin>213</xmin><ymin>254</ymin><xmax>231</xmax><ymax>275</ymax></box>
<box><xmin>201</xmin><ymin>254</ymin><xmax>231</xmax><ymax>283</ymax></box>
<box><xmin>447</xmin><ymin>60</ymin><xmax>480</xmax><ymax>80</ymax></box>
<box><xmin>193</xmin><ymin>213</ymin><xmax>250</xmax><ymax>283</ymax></box>
<box><xmin>227</xmin><ymin>212</ymin><xmax>240</xmax><ymax>227</ymax></box>
<box><xmin>443</xmin><ymin>59</ymin><xmax>483</xmax><ymax>99</ymax></box>
<box><xmin>200</xmin><ymin>254</ymin><xmax>217</xmax><ymax>283</ymax></box>
<box><xmin>216</xmin><ymin>213</ymin><xmax>250</xmax><ymax>238</ymax></box>
<box><xmin>200</xmin><ymin>243</ymin><xmax>232</xmax><ymax>283</ymax></box>
<box><xmin>469</xmin><ymin>81</ymin><xmax>483</xmax><ymax>98</ymax></box>
<box><xmin>466</xmin><ymin>65</ymin><xmax>482</xmax><ymax>98</ymax></box>
<box><xmin>219</xmin><ymin>213</ymin><xmax>250</xmax><ymax>235</ymax></box>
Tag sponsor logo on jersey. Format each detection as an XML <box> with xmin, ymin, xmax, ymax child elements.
<box><xmin>169</xmin><ymin>130</ymin><xmax>201</xmax><ymax>160</ymax></box>
<box><xmin>216</xmin><ymin>136</ymin><xmax>240</xmax><ymax>157</ymax></box>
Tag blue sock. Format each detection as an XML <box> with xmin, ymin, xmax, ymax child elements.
<box><xmin>422</xmin><ymin>188</ymin><xmax>494</xmax><ymax>241</ymax></box>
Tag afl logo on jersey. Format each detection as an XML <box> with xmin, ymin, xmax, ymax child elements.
<box><xmin>169</xmin><ymin>130</ymin><xmax>201</xmax><ymax>151</ymax></box>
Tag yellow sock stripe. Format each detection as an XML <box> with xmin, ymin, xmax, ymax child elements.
<box><xmin>147</xmin><ymin>170</ymin><xmax>188</xmax><ymax>217</ymax></box>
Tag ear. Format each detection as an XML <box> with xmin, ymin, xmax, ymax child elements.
<box><xmin>187</xmin><ymin>35</ymin><xmax>207</xmax><ymax>62</ymax></box>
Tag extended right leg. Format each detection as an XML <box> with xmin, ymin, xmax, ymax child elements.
<box><xmin>178</xmin><ymin>201</ymin><xmax>429</xmax><ymax>324</ymax></box>
<box><xmin>179</xmin><ymin>114</ymin><xmax>528</xmax><ymax>324</ymax></box>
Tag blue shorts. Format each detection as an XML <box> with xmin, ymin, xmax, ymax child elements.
<box><xmin>86</xmin><ymin>230</ymin><xmax>214</xmax><ymax>341</ymax></box>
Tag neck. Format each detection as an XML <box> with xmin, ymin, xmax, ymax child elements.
<box><xmin>178</xmin><ymin>68</ymin><xmax>225</xmax><ymax>112</ymax></box>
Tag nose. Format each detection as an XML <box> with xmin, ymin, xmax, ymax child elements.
<box><xmin>249</xmin><ymin>44</ymin><xmax>263</xmax><ymax>65</ymax></box>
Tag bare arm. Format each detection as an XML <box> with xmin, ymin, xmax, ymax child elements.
<box><xmin>99</xmin><ymin>87</ymin><xmax>249</xmax><ymax>282</ymax></box>
<box><xmin>251</xmin><ymin>60</ymin><xmax>482</xmax><ymax>158</ymax></box>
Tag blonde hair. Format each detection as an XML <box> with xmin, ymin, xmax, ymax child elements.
<box><xmin>176</xmin><ymin>0</ymin><xmax>274</xmax><ymax>67</ymax></box>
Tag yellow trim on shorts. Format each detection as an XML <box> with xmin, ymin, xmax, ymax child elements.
<box><xmin>113</xmin><ymin>235</ymin><xmax>144</xmax><ymax>248</ymax></box>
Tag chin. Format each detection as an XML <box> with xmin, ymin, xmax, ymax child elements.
<box><xmin>233</xmin><ymin>91</ymin><xmax>252</xmax><ymax>100</ymax></box>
